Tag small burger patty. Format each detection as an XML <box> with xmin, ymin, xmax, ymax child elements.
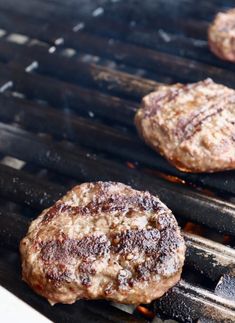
<box><xmin>208</xmin><ymin>9</ymin><xmax>235</xmax><ymax>62</ymax></box>
<box><xmin>20</xmin><ymin>182</ymin><xmax>185</xmax><ymax>305</ymax></box>
<box><xmin>135</xmin><ymin>78</ymin><xmax>235</xmax><ymax>173</ymax></box>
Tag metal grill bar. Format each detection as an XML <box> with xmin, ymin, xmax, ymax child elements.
<box><xmin>81</xmin><ymin>17</ymin><xmax>235</xmax><ymax>71</ymax></box>
<box><xmin>156</xmin><ymin>280</ymin><xmax>235</xmax><ymax>322</ymax></box>
<box><xmin>0</xmin><ymin>163</ymin><xmax>62</xmax><ymax>210</ymax></box>
<box><xmin>0</xmin><ymin>209</ymin><xmax>29</xmax><ymax>250</ymax></box>
<box><xmin>0</xmin><ymin>0</ymin><xmax>223</xmax><ymax>41</ymax></box>
<box><xmin>0</xmin><ymin>1</ymin><xmax>210</xmax><ymax>38</ymax></box>
<box><xmin>0</xmin><ymin>62</ymin><xmax>155</xmax><ymax>111</ymax></box>
<box><xmin>0</xmin><ymin>42</ymin><xmax>159</xmax><ymax>101</ymax></box>
<box><xmin>184</xmin><ymin>233</ymin><xmax>235</xmax><ymax>281</ymax></box>
<box><xmin>0</xmin><ymin>63</ymin><xmax>139</xmax><ymax>127</ymax></box>
<box><xmin>56</xmin><ymin>31</ymin><xmax>235</xmax><ymax>86</ymax></box>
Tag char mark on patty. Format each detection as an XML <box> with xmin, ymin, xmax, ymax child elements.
<box><xmin>41</xmin><ymin>235</ymin><xmax>110</xmax><ymax>262</ymax></box>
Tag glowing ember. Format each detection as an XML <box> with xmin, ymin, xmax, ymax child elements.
<box><xmin>144</xmin><ymin>168</ymin><xmax>186</xmax><ymax>184</ymax></box>
<box><xmin>161</xmin><ymin>173</ymin><xmax>186</xmax><ymax>184</ymax></box>
<box><xmin>184</xmin><ymin>222</ymin><xmax>205</xmax><ymax>236</ymax></box>
<box><xmin>223</xmin><ymin>235</ymin><xmax>232</xmax><ymax>244</ymax></box>
<box><xmin>136</xmin><ymin>305</ymin><xmax>155</xmax><ymax>319</ymax></box>
<box><xmin>126</xmin><ymin>161</ymin><xmax>136</xmax><ymax>169</ymax></box>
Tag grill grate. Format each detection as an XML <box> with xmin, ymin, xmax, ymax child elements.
<box><xmin>0</xmin><ymin>0</ymin><xmax>235</xmax><ymax>322</ymax></box>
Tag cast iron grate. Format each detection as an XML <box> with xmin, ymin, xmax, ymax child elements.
<box><xmin>0</xmin><ymin>0</ymin><xmax>235</xmax><ymax>322</ymax></box>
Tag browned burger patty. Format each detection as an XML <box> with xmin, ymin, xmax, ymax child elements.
<box><xmin>135</xmin><ymin>79</ymin><xmax>235</xmax><ymax>173</ymax></box>
<box><xmin>20</xmin><ymin>182</ymin><xmax>185</xmax><ymax>305</ymax></box>
<box><xmin>208</xmin><ymin>9</ymin><xmax>235</xmax><ymax>62</ymax></box>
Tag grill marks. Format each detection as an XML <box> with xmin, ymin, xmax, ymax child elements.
<box><xmin>177</xmin><ymin>93</ymin><xmax>235</xmax><ymax>143</ymax></box>
<box><xmin>41</xmin><ymin>235</ymin><xmax>109</xmax><ymax>262</ymax></box>
<box><xmin>40</xmin><ymin>229</ymin><xmax>162</xmax><ymax>264</ymax></box>
<box><xmin>145</xmin><ymin>80</ymin><xmax>213</xmax><ymax>120</ymax></box>
<box><xmin>42</xmin><ymin>203</ymin><xmax>62</xmax><ymax>223</ymax></box>
<box><xmin>177</xmin><ymin>104</ymin><xmax>222</xmax><ymax>142</ymax></box>
<box><xmin>42</xmin><ymin>203</ymin><xmax>80</xmax><ymax>223</ymax></box>
<box><xmin>40</xmin><ymin>225</ymin><xmax>182</xmax><ymax>284</ymax></box>
<box><xmin>75</xmin><ymin>193</ymin><xmax>161</xmax><ymax>214</ymax></box>
<box><xmin>112</xmin><ymin>229</ymin><xmax>161</xmax><ymax>255</ymax></box>
<box><xmin>144</xmin><ymin>85</ymin><xmax>183</xmax><ymax>118</ymax></box>
<box><xmin>136</xmin><ymin>229</ymin><xmax>183</xmax><ymax>280</ymax></box>
<box><xmin>41</xmin><ymin>235</ymin><xmax>109</xmax><ymax>283</ymax></box>
<box><xmin>45</xmin><ymin>266</ymin><xmax>72</xmax><ymax>283</ymax></box>
<box><xmin>42</xmin><ymin>185</ymin><xmax>162</xmax><ymax>224</ymax></box>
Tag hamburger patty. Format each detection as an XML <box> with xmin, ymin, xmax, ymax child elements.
<box><xmin>20</xmin><ymin>182</ymin><xmax>185</xmax><ymax>305</ymax></box>
<box><xmin>135</xmin><ymin>79</ymin><xmax>235</xmax><ymax>173</ymax></box>
<box><xmin>208</xmin><ymin>9</ymin><xmax>235</xmax><ymax>62</ymax></box>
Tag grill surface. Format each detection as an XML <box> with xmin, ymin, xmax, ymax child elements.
<box><xmin>0</xmin><ymin>0</ymin><xmax>235</xmax><ymax>322</ymax></box>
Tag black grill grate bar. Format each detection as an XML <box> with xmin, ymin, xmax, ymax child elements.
<box><xmin>156</xmin><ymin>279</ymin><xmax>235</xmax><ymax>322</ymax></box>
<box><xmin>0</xmin><ymin>0</ymin><xmax>214</xmax><ymax>27</ymax></box>
<box><xmin>53</xmin><ymin>31</ymin><xmax>235</xmax><ymax>87</ymax></box>
<box><xmin>82</xmin><ymin>17</ymin><xmax>235</xmax><ymax>71</ymax></box>
<box><xmin>0</xmin><ymin>0</ymin><xmax>227</xmax><ymax>38</ymax></box>
<box><xmin>0</xmin><ymin>0</ymin><xmax>91</xmax><ymax>22</ymax></box>
<box><xmin>184</xmin><ymin>232</ymin><xmax>235</xmax><ymax>281</ymax></box>
<box><xmin>0</xmin><ymin>133</ymin><xmax>235</xmax><ymax>235</ymax></box>
<box><xmin>90</xmin><ymin>1</ymin><xmax>227</xmax><ymax>22</ymax></box>
<box><xmin>0</xmin><ymin>91</ymin><xmax>234</xmax><ymax>197</ymax></box>
<box><xmin>0</xmin><ymin>94</ymin><xmax>143</xmax><ymax>157</ymax></box>
<box><xmin>0</xmin><ymin>122</ymin><xmax>134</xmax><ymax>184</ymax></box>
<box><xmin>0</xmin><ymin>209</ymin><xmax>30</xmax><ymax>250</ymax></box>
<box><xmin>0</xmin><ymin>163</ymin><xmax>63</xmax><ymax>210</ymax></box>
<box><xmin>0</xmin><ymin>63</ymin><xmax>139</xmax><ymax>127</ymax></box>
<box><xmin>0</xmin><ymin>43</ymin><xmax>159</xmax><ymax>102</ymax></box>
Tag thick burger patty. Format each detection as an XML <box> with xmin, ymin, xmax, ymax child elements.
<box><xmin>20</xmin><ymin>182</ymin><xmax>185</xmax><ymax>305</ymax></box>
<box><xmin>135</xmin><ymin>79</ymin><xmax>235</xmax><ymax>173</ymax></box>
<box><xmin>208</xmin><ymin>9</ymin><xmax>235</xmax><ymax>62</ymax></box>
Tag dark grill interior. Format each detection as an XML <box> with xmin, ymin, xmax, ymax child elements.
<box><xmin>0</xmin><ymin>0</ymin><xmax>235</xmax><ymax>322</ymax></box>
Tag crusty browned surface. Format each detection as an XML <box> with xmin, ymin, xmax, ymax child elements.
<box><xmin>20</xmin><ymin>182</ymin><xmax>185</xmax><ymax>305</ymax></box>
<box><xmin>135</xmin><ymin>79</ymin><xmax>235</xmax><ymax>173</ymax></box>
<box><xmin>208</xmin><ymin>9</ymin><xmax>235</xmax><ymax>62</ymax></box>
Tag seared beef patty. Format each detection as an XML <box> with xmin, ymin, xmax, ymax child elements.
<box><xmin>20</xmin><ymin>182</ymin><xmax>185</xmax><ymax>305</ymax></box>
<box><xmin>208</xmin><ymin>9</ymin><xmax>235</xmax><ymax>62</ymax></box>
<box><xmin>135</xmin><ymin>79</ymin><xmax>235</xmax><ymax>173</ymax></box>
